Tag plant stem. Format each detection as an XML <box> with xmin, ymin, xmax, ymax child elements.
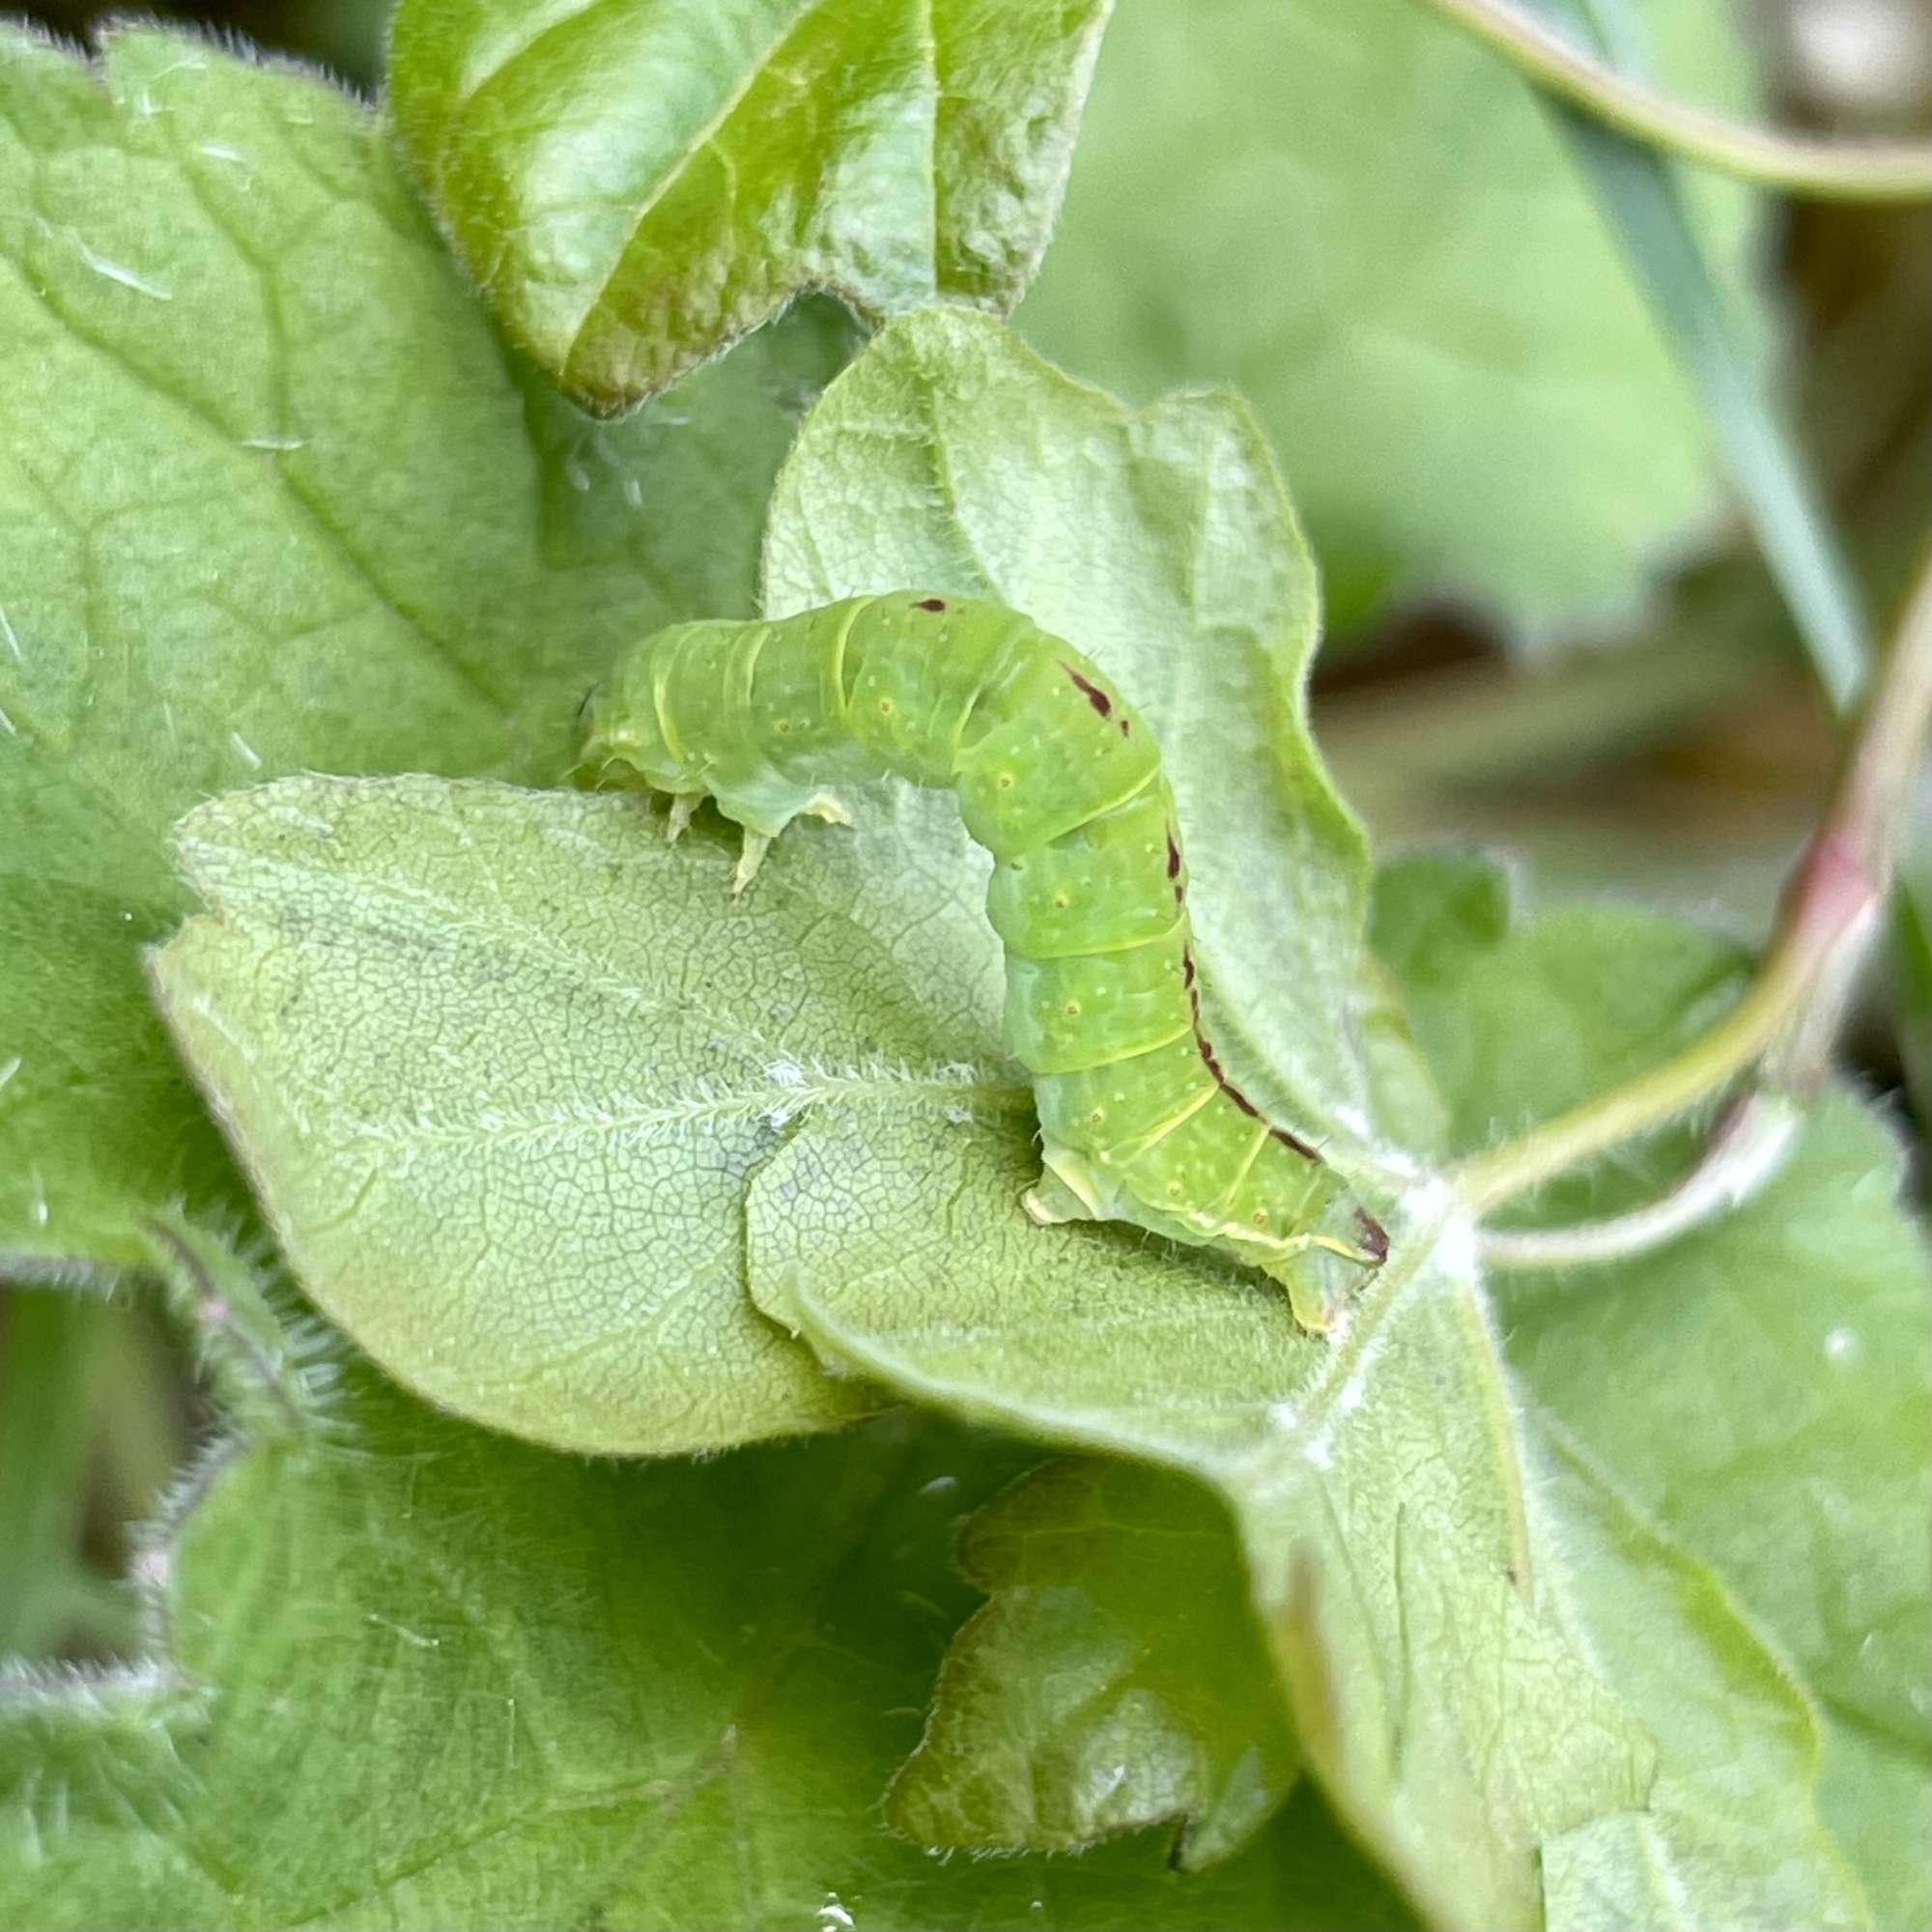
<box><xmin>1455</xmin><ymin>554</ymin><xmax>1932</xmax><ymax>1219</ymax></box>
<box><xmin>1532</xmin><ymin>0</ymin><xmax>1873</xmax><ymax>712</ymax></box>
<box><xmin>1478</xmin><ymin>1091</ymin><xmax>1800</xmax><ymax>1268</ymax></box>
<box><xmin>1406</xmin><ymin>0</ymin><xmax>1932</xmax><ymax>202</ymax></box>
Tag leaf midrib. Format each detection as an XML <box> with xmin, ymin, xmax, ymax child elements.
<box><xmin>557</xmin><ymin>0</ymin><xmax>825</xmax><ymax>380</ymax></box>
<box><xmin>344</xmin><ymin>1065</ymin><xmax>1030</xmax><ymax>1155</ymax></box>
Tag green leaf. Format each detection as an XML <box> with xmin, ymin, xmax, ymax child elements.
<box><xmin>0</xmin><ymin>1290</ymin><xmax>1419</xmax><ymax>1930</ymax></box>
<box><xmin>1016</xmin><ymin>0</ymin><xmax>1762</xmax><ymax>633</ymax></box>
<box><xmin>0</xmin><ymin>25</ymin><xmax>853</xmax><ymax>1281</ymax></box>
<box><xmin>750</xmin><ymin>869</ymin><xmax>1894</xmax><ymax>1923</ymax></box>
<box><xmin>146</xmin><ymin>308</ymin><xmax>1427</xmax><ymax>1456</ymax></box>
<box><xmin>148</xmin><ymin>773</ymin><xmax>1034</xmax><ymax>1454</ymax></box>
<box><xmin>747</xmin><ymin>1110</ymin><xmax>1669</xmax><ymax>1928</ymax></box>
<box><xmin>764</xmin><ymin>306</ymin><xmax>1423</xmax><ymax>1161</ymax></box>
<box><xmin>1532</xmin><ymin>1426</ymin><xmax>1866</xmax><ymax>1930</ymax></box>
<box><xmin>388</xmin><ymin>0</ymin><xmax>1111</xmax><ymax>412</ymax></box>
<box><xmin>888</xmin><ymin>1456</ymin><xmax>1296</xmax><ymax>1870</ymax></box>
<box><xmin>1375</xmin><ymin>852</ymin><xmax>1932</xmax><ymax>1927</ymax></box>
<box><xmin>1370</xmin><ymin>854</ymin><xmax>1755</xmax><ymax>1164</ymax></box>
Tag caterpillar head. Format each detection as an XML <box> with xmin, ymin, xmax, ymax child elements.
<box><xmin>578</xmin><ymin>646</ymin><xmax>674</xmax><ymax>791</ymax></box>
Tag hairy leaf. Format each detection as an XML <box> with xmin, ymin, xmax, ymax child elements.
<box><xmin>149</xmin><ymin>774</ymin><xmax>1025</xmax><ymax>1454</ymax></box>
<box><xmin>888</xmin><ymin>1457</ymin><xmax>1295</xmax><ymax>1870</ymax></box>
<box><xmin>0</xmin><ymin>25</ymin><xmax>852</xmax><ymax>1281</ymax></box>
<box><xmin>748</xmin><ymin>1114</ymin><xmax>1671</xmax><ymax>1927</ymax></box>
<box><xmin>764</xmin><ymin>306</ymin><xmax>1422</xmax><ymax>1163</ymax></box>
<box><xmin>1532</xmin><ymin>1426</ymin><xmax>1866</xmax><ymax>1929</ymax></box>
<box><xmin>142</xmin><ymin>308</ymin><xmax>1423</xmax><ymax>1453</ymax></box>
<box><xmin>389</xmin><ymin>0</ymin><xmax>1110</xmax><ymax>412</ymax></box>
<box><xmin>0</xmin><ymin>1279</ymin><xmax>1417</xmax><ymax>1931</ymax></box>
<box><xmin>1376</xmin><ymin>852</ymin><xmax>1932</xmax><ymax>1927</ymax></box>
<box><xmin>749</xmin><ymin>894</ymin><xmax>1888</xmax><ymax>1925</ymax></box>
<box><xmin>1017</xmin><ymin>0</ymin><xmax>1761</xmax><ymax>632</ymax></box>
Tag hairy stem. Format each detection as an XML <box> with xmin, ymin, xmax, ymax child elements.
<box><xmin>1406</xmin><ymin>0</ymin><xmax>1932</xmax><ymax>201</ymax></box>
<box><xmin>1455</xmin><ymin>554</ymin><xmax>1932</xmax><ymax>1220</ymax></box>
<box><xmin>1477</xmin><ymin>1092</ymin><xmax>1801</xmax><ymax>1269</ymax></box>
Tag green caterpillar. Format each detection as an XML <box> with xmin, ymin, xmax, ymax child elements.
<box><xmin>582</xmin><ymin>593</ymin><xmax>1387</xmax><ymax>1332</ymax></box>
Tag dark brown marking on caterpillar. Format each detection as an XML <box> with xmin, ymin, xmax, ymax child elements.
<box><xmin>914</xmin><ymin>596</ymin><xmax>947</xmax><ymax>611</ymax></box>
<box><xmin>1063</xmin><ymin>663</ymin><xmax>1113</xmax><ymax>719</ymax></box>
<box><xmin>1165</xmin><ymin>829</ymin><xmax>1181</xmax><ymax>880</ymax></box>
<box><xmin>1181</xmin><ymin>949</ymin><xmax>1197</xmax><ymax>989</ymax></box>
<box><xmin>1186</xmin><ymin>1003</ymin><xmax>1289</xmax><ymax>1138</ymax></box>
<box><xmin>1354</xmin><ymin>1208</ymin><xmax>1389</xmax><ymax>1264</ymax></box>
<box><xmin>1118</xmin><ymin>717</ymin><xmax>1131</xmax><ymax>737</ymax></box>
<box><xmin>1272</xmin><ymin>1124</ymin><xmax>1323</xmax><ymax>1164</ymax></box>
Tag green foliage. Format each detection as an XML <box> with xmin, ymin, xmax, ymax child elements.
<box><xmin>388</xmin><ymin>0</ymin><xmax>1111</xmax><ymax>411</ymax></box>
<box><xmin>887</xmin><ymin>1457</ymin><xmax>1297</xmax><ymax>1870</ymax></box>
<box><xmin>0</xmin><ymin>1289</ymin><xmax>1412</xmax><ymax>1931</ymax></box>
<box><xmin>1018</xmin><ymin>0</ymin><xmax>1761</xmax><ymax>632</ymax></box>
<box><xmin>0</xmin><ymin>24</ymin><xmax>853</xmax><ymax>1279</ymax></box>
<box><xmin>2</xmin><ymin>6</ymin><xmax>1926</xmax><ymax>1931</ymax></box>
<box><xmin>144</xmin><ymin>307</ymin><xmax>1414</xmax><ymax>1453</ymax></box>
<box><xmin>1376</xmin><ymin>853</ymin><xmax>1932</xmax><ymax>1928</ymax></box>
<box><xmin>1529</xmin><ymin>1430</ymin><xmax>1866</xmax><ymax>1929</ymax></box>
<box><xmin>748</xmin><ymin>855</ymin><xmax>1918</xmax><ymax>1925</ymax></box>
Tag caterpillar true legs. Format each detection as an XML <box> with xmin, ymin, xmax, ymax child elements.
<box><xmin>582</xmin><ymin>592</ymin><xmax>1387</xmax><ymax>1333</ymax></box>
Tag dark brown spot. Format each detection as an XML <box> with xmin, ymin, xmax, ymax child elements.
<box><xmin>1355</xmin><ymin>1208</ymin><xmax>1390</xmax><ymax>1264</ymax></box>
<box><xmin>1270</xmin><ymin>1125</ymin><xmax>1323</xmax><ymax>1164</ymax></box>
<box><xmin>1226</xmin><ymin>1086</ymin><xmax>1259</xmax><ymax>1119</ymax></box>
<box><xmin>914</xmin><ymin>596</ymin><xmax>946</xmax><ymax>611</ymax></box>
<box><xmin>1181</xmin><ymin>950</ymin><xmax>1196</xmax><ymax>989</ymax></box>
<box><xmin>1165</xmin><ymin>830</ymin><xmax>1181</xmax><ymax>880</ymax></box>
<box><xmin>1062</xmin><ymin>663</ymin><xmax>1113</xmax><ymax>719</ymax></box>
<box><xmin>1119</xmin><ymin>717</ymin><xmax>1131</xmax><ymax>737</ymax></box>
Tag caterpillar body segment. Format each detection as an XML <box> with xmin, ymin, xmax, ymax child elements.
<box><xmin>583</xmin><ymin>593</ymin><xmax>1386</xmax><ymax>1332</ymax></box>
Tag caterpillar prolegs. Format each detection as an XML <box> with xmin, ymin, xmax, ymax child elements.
<box><xmin>582</xmin><ymin>593</ymin><xmax>1388</xmax><ymax>1333</ymax></box>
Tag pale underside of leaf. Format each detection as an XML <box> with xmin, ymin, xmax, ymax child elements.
<box><xmin>762</xmin><ymin>305</ymin><xmax>1430</xmax><ymax>1173</ymax></box>
<box><xmin>148</xmin><ymin>773</ymin><xmax>1041</xmax><ymax>1453</ymax></box>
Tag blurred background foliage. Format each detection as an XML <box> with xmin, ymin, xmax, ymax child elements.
<box><xmin>3</xmin><ymin>0</ymin><xmax>1927</xmax><ymax>1670</ymax></box>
